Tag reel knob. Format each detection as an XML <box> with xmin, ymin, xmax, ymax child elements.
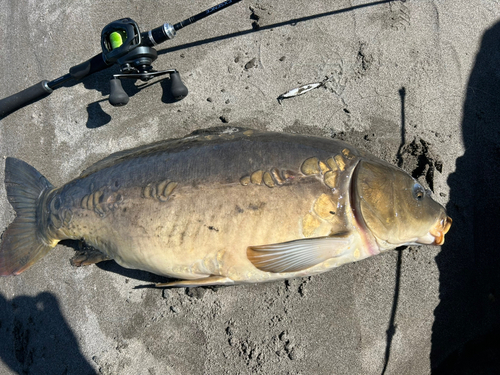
<box><xmin>169</xmin><ymin>71</ymin><xmax>188</xmax><ymax>100</ymax></box>
<box><xmin>109</xmin><ymin>78</ymin><xmax>129</xmax><ymax>106</ymax></box>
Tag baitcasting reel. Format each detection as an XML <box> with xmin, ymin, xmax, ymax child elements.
<box><xmin>101</xmin><ymin>18</ymin><xmax>188</xmax><ymax>106</ymax></box>
<box><xmin>0</xmin><ymin>0</ymin><xmax>243</xmax><ymax>118</ymax></box>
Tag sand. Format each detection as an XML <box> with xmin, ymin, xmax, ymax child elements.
<box><xmin>1</xmin><ymin>0</ymin><xmax>500</xmax><ymax>374</ymax></box>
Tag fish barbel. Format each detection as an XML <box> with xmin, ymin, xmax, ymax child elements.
<box><xmin>0</xmin><ymin>127</ymin><xmax>451</xmax><ymax>287</ymax></box>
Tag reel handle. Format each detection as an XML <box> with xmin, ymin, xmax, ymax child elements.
<box><xmin>108</xmin><ymin>70</ymin><xmax>188</xmax><ymax>106</ymax></box>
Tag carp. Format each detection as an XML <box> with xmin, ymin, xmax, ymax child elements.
<box><xmin>0</xmin><ymin>127</ymin><xmax>451</xmax><ymax>287</ymax></box>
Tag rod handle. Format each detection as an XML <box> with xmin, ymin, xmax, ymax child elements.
<box><xmin>0</xmin><ymin>81</ymin><xmax>52</xmax><ymax>118</ymax></box>
<box><xmin>69</xmin><ymin>53</ymin><xmax>109</xmax><ymax>80</ymax></box>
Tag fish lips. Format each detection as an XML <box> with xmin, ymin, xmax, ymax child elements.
<box><xmin>420</xmin><ymin>216</ymin><xmax>453</xmax><ymax>245</ymax></box>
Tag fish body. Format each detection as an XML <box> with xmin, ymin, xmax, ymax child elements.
<box><xmin>0</xmin><ymin>127</ymin><xmax>451</xmax><ymax>287</ymax></box>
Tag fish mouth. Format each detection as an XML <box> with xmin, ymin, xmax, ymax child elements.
<box><xmin>428</xmin><ymin>216</ymin><xmax>452</xmax><ymax>245</ymax></box>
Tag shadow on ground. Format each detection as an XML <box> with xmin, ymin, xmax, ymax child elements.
<box><xmin>0</xmin><ymin>292</ymin><xmax>96</xmax><ymax>375</ymax></box>
<box><xmin>431</xmin><ymin>20</ymin><xmax>500</xmax><ymax>374</ymax></box>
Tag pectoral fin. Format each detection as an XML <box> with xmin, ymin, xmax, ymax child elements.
<box><xmin>247</xmin><ymin>233</ymin><xmax>354</xmax><ymax>273</ymax></box>
<box><xmin>156</xmin><ymin>276</ymin><xmax>235</xmax><ymax>288</ymax></box>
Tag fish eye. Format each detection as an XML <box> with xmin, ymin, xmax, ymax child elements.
<box><xmin>413</xmin><ymin>184</ymin><xmax>425</xmax><ymax>201</ymax></box>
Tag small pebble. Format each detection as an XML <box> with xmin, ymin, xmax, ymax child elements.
<box><xmin>245</xmin><ymin>58</ymin><xmax>257</xmax><ymax>70</ymax></box>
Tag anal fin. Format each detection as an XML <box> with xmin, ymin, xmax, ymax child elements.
<box><xmin>70</xmin><ymin>249</ymin><xmax>110</xmax><ymax>267</ymax></box>
<box><xmin>156</xmin><ymin>276</ymin><xmax>234</xmax><ymax>288</ymax></box>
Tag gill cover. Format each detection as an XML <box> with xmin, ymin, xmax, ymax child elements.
<box><xmin>353</xmin><ymin>160</ymin><xmax>448</xmax><ymax>248</ymax></box>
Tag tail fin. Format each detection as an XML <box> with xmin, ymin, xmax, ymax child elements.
<box><xmin>1</xmin><ymin>158</ymin><xmax>55</xmax><ymax>275</ymax></box>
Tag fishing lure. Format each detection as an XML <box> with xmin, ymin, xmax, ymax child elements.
<box><xmin>277</xmin><ymin>79</ymin><xmax>328</xmax><ymax>105</ymax></box>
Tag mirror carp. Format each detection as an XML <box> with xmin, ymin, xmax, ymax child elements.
<box><xmin>0</xmin><ymin>128</ymin><xmax>451</xmax><ymax>287</ymax></box>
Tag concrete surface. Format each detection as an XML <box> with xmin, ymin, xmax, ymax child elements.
<box><xmin>1</xmin><ymin>0</ymin><xmax>500</xmax><ymax>374</ymax></box>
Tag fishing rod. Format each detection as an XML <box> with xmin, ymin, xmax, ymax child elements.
<box><xmin>0</xmin><ymin>0</ymin><xmax>243</xmax><ymax>118</ymax></box>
